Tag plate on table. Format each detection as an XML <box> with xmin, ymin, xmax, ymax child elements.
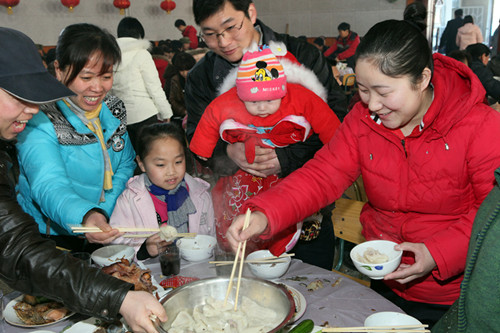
<box><xmin>64</xmin><ymin>317</ymin><xmax>127</xmax><ymax>332</ymax></box>
<box><xmin>282</xmin><ymin>284</ymin><xmax>307</xmax><ymax>322</ymax></box>
<box><xmin>4</xmin><ymin>295</ymin><xmax>74</xmax><ymax>328</ymax></box>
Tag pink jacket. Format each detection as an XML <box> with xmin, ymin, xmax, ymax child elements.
<box><xmin>242</xmin><ymin>54</ymin><xmax>500</xmax><ymax>305</ymax></box>
<box><xmin>110</xmin><ymin>173</ymin><xmax>215</xmax><ymax>256</ymax></box>
<box><xmin>456</xmin><ymin>23</ymin><xmax>483</xmax><ymax>50</ymax></box>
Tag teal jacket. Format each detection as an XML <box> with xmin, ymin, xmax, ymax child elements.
<box><xmin>16</xmin><ymin>96</ymin><xmax>136</xmax><ymax>236</ymax></box>
<box><xmin>433</xmin><ymin>167</ymin><xmax>500</xmax><ymax>332</ymax></box>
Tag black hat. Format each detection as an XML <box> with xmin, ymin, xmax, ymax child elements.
<box><xmin>0</xmin><ymin>27</ymin><xmax>74</xmax><ymax>104</ymax></box>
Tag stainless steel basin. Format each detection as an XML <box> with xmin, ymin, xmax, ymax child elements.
<box><xmin>160</xmin><ymin>276</ymin><xmax>295</xmax><ymax>332</ymax></box>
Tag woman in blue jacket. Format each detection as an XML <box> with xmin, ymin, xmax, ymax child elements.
<box><xmin>16</xmin><ymin>23</ymin><xmax>136</xmax><ymax>252</ymax></box>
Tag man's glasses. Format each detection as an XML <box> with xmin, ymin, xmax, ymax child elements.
<box><xmin>201</xmin><ymin>18</ymin><xmax>244</xmax><ymax>43</ymax></box>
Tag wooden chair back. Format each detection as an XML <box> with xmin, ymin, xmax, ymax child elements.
<box><xmin>332</xmin><ymin>198</ymin><xmax>366</xmax><ymax>244</ymax></box>
<box><xmin>331</xmin><ymin>198</ymin><xmax>369</xmax><ymax>286</ymax></box>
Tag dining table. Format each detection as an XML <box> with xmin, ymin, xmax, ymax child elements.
<box><xmin>2</xmin><ymin>255</ymin><xmax>404</xmax><ymax>332</ymax></box>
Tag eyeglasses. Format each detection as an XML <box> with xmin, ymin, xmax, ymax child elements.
<box><xmin>201</xmin><ymin>18</ymin><xmax>244</xmax><ymax>43</ymax></box>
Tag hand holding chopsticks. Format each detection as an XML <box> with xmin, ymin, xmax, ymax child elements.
<box><xmin>224</xmin><ymin>208</ymin><xmax>251</xmax><ymax>310</ymax></box>
<box><xmin>321</xmin><ymin>324</ymin><xmax>429</xmax><ymax>332</ymax></box>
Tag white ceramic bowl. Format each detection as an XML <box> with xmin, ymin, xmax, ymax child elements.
<box><xmin>364</xmin><ymin>311</ymin><xmax>422</xmax><ymax>331</ymax></box>
<box><xmin>91</xmin><ymin>244</ymin><xmax>135</xmax><ymax>267</ymax></box>
<box><xmin>246</xmin><ymin>250</ymin><xmax>291</xmax><ymax>279</ymax></box>
<box><xmin>177</xmin><ymin>235</ymin><xmax>217</xmax><ymax>261</ymax></box>
<box><xmin>350</xmin><ymin>240</ymin><xmax>402</xmax><ymax>280</ymax></box>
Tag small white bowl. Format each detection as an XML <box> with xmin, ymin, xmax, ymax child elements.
<box><xmin>177</xmin><ymin>235</ymin><xmax>217</xmax><ymax>261</ymax></box>
<box><xmin>91</xmin><ymin>244</ymin><xmax>135</xmax><ymax>267</ymax></box>
<box><xmin>365</xmin><ymin>311</ymin><xmax>422</xmax><ymax>331</ymax></box>
<box><xmin>246</xmin><ymin>249</ymin><xmax>291</xmax><ymax>279</ymax></box>
<box><xmin>350</xmin><ymin>240</ymin><xmax>402</xmax><ymax>280</ymax></box>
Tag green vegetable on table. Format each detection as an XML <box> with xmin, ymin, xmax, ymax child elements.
<box><xmin>289</xmin><ymin>319</ymin><xmax>315</xmax><ymax>333</ymax></box>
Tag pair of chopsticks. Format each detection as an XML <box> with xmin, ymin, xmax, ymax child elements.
<box><xmin>71</xmin><ymin>226</ymin><xmax>159</xmax><ymax>233</ymax></box>
<box><xmin>209</xmin><ymin>253</ymin><xmax>294</xmax><ymax>266</ymax></box>
<box><xmin>321</xmin><ymin>324</ymin><xmax>429</xmax><ymax>332</ymax></box>
<box><xmin>71</xmin><ymin>226</ymin><xmax>195</xmax><ymax>238</ymax></box>
<box><xmin>224</xmin><ymin>208</ymin><xmax>251</xmax><ymax>311</ymax></box>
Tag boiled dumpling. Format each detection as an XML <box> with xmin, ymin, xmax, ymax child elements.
<box><xmin>159</xmin><ymin>225</ymin><xmax>178</xmax><ymax>242</ymax></box>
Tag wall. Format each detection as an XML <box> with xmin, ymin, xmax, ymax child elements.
<box><xmin>0</xmin><ymin>0</ymin><xmax>407</xmax><ymax>46</ymax></box>
<box><xmin>0</xmin><ymin>0</ymin><xmax>195</xmax><ymax>46</ymax></box>
<box><xmin>254</xmin><ymin>0</ymin><xmax>407</xmax><ymax>37</ymax></box>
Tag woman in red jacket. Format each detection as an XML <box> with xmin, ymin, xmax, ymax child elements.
<box><xmin>227</xmin><ymin>17</ymin><xmax>500</xmax><ymax>327</ymax></box>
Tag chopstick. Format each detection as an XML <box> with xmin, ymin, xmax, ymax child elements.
<box><xmin>223</xmin><ymin>208</ymin><xmax>251</xmax><ymax>309</ymax></box>
<box><xmin>71</xmin><ymin>226</ymin><xmax>160</xmax><ymax>232</ymax></box>
<box><xmin>209</xmin><ymin>259</ymin><xmax>289</xmax><ymax>265</ymax></box>
<box><xmin>210</xmin><ymin>252</ymin><xmax>294</xmax><ymax>264</ymax></box>
<box><xmin>233</xmin><ymin>209</ymin><xmax>251</xmax><ymax>311</ymax></box>
<box><xmin>122</xmin><ymin>233</ymin><xmax>196</xmax><ymax>238</ymax></box>
<box><xmin>321</xmin><ymin>324</ymin><xmax>429</xmax><ymax>332</ymax></box>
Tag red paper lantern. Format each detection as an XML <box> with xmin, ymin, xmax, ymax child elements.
<box><xmin>61</xmin><ymin>0</ymin><xmax>79</xmax><ymax>12</ymax></box>
<box><xmin>160</xmin><ymin>0</ymin><xmax>176</xmax><ymax>14</ymax></box>
<box><xmin>0</xmin><ymin>0</ymin><xmax>20</xmax><ymax>15</ymax></box>
<box><xmin>113</xmin><ymin>0</ymin><xmax>130</xmax><ymax>15</ymax></box>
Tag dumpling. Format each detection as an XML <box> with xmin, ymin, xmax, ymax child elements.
<box><xmin>160</xmin><ymin>225</ymin><xmax>178</xmax><ymax>242</ymax></box>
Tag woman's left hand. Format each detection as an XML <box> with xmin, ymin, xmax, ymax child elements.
<box><xmin>82</xmin><ymin>211</ymin><xmax>121</xmax><ymax>244</ymax></box>
<box><xmin>383</xmin><ymin>242</ymin><xmax>436</xmax><ymax>284</ymax></box>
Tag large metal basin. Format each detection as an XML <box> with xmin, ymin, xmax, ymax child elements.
<box><xmin>160</xmin><ymin>276</ymin><xmax>295</xmax><ymax>332</ymax></box>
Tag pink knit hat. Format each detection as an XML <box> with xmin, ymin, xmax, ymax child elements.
<box><xmin>236</xmin><ymin>47</ymin><xmax>287</xmax><ymax>102</ymax></box>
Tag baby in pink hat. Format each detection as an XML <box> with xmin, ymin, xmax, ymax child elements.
<box><xmin>190</xmin><ymin>43</ymin><xmax>341</xmax><ymax>255</ymax></box>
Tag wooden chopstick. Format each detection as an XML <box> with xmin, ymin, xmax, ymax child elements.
<box><xmin>209</xmin><ymin>259</ymin><xmax>289</xmax><ymax>265</ymax></box>
<box><xmin>123</xmin><ymin>233</ymin><xmax>196</xmax><ymax>238</ymax></box>
<box><xmin>261</xmin><ymin>253</ymin><xmax>295</xmax><ymax>260</ymax></box>
<box><xmin>210</xmin><ymin>253</ymin><xmax>294</xmax><ymax>264</ymax></box>
<box><xmin>322</xmin><ymin>324</ymin><xmax>429</xmax><ymax>332</ymax></box>
<box><xmin>223</xmin><ymin>208</ymin><xmax>251</xmax><ymax>308</ymax></box>
<box><xmin>71</xmin><ymin>226</ymin><xmax>160</xmax><ymax>232</ymax></box>
<box><xmin>321</xmin><ymin>328</ymin><xmax>431</xmax><ymax>333</ymax></box>
<box><xmin>234</xmin><ymin>209</ymin><xmax>251</xmax><ymax>311</ymax></box>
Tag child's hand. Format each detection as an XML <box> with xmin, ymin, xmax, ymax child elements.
<box><xmin>146</xmin><ymin>234</ymin><xmax>168</xmax><ymax>257</ymax></box>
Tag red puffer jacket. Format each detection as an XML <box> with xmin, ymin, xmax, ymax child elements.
<box><xmin>243</xmin><ymin>53</ymin><xmax>500</xmax><ymax>305</ymax></box>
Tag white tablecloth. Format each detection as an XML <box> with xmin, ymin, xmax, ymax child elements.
<box><xmin>3</xmin><ymin>258</ymin><xmax>403</xmax><ymax>332</ymax></box>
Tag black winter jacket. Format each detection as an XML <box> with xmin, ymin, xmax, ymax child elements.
<box><xmin>0</xmin><ymin>139</ymin><xmax>132</xmax><ymax>320</ymax></box>
<box><xmin>469</xmin><ymin>59</ymin><xmax>500</xmax><ymax>102</ymax></box>
<box><xmin>185</xmin><ymin>20</ymin><xmax>347</xmax><ymax>177</ymax></box>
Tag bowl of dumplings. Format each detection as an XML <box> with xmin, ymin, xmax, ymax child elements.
<box><xmin>350</xmin><ymin>240</ymin><xmax>402</xmax><ymax>280</ymax></box>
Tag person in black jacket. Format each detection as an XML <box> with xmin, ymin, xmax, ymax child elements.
<box><xmin>439</xmin><ymin>9</ymin><xmax>464</xmax><ymax>55</ymax></box>
<box><xmin>466</xmin><ymin>43</ymin><xmax>500</xmax><ymax>103</ymax></box>
<box><xmin>0</xmin><ymin>27</ymin><xmax>166</xmax><ymax>332</ymax></box>
<box><xmin>186</xmin><ymin>0</ymin><xmax>346</xmax><ymax>269</ymax></box>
